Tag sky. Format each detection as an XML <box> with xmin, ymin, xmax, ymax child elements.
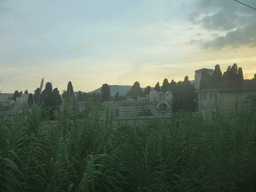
<box><xmin>1</xmin><ymin>0</ymin><xmax>256</xmax><ymax>93</ymax></box>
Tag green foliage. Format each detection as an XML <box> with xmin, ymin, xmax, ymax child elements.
<box><xmin>172</xmin><ymin>77</ymin><xmax>197</xmax><ymax>112</ymax></box>
<box><xmin>100</xmin><ymin>84</ymin><xmax>111</xmax><ymax>102</ymax></box>
<box><xmin>114</xmin><ymin>91</ymin><xmax>120</xmax><ymax>101</ymax></box>
<box><xmin>64</xmin><ymin>81</ymin><xmax>75</xmax><ymax>103</ymax></box>
<box><xmin>77</xmin><ymin>91</ymin><xmax>87</xmax><ymax>101</ymax></box>
<box><xmin>40</xmin><ymin>82</ymin><xmax>62</xmax><ymax>120</ymax></box>
<box><xmin>153</xmin><ymin>82</ymin><xmax>161</xmax><ymax>93</ymax></box>
<box><xmin>244</xmin><ymin>94</ymin><xmax>256</xmax><ymax>115</ymax></box>
<box><xmin>1</xmin><ymin>104</ymin><xmax>256</xmax><ymax>191</ymax></box>
<box><xmin>126</xmin><ymin>81</ymin><xmax>144</xmax><ymax>100</ymax></box>
<box><xmin>34</xmin><ymin>88</ymin><xmax>41</xmax><ymax>104</ymax></box>
<box><xmin>169</xmin><ymin>79</ymin><xmax>176</xmax><ymax>92</ymax></box>
<box><xmin>28</xmin><ymin>93</ymin><xmax>33</xmax><ymax>106</ymax></box>
<box><xmin>143</xmin><ymin>86</ymin><xmax>151</xmax><ymax>96</ymax></box>
<box><xmin>223</xmin><ymin>63</ymin><xmax>244</xmax><ymax>82</ymax></box>
<box><xmin>12</xmin><ymin>90</ymin><xmax>21</xmax><ymax>101</ymax></box>
<box><xmin>212</xmin><ymin>64</ymin><xmax>222</xmax><ymax>85</ymax></box>
<box><xmin>161</xmin><ymin>78</ymin><xmax>169</xmax><ymax>92</ymax></box>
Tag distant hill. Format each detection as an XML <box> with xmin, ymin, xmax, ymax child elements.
<box><xmin>88</xmin><ymin>85</ymin><xmax>132</xmax><ymax>96</ymax></box>
<box><xmin>87</xmin><ymin>81</ymin><xmax>195</xmax><ymax>97</ymax></box>
<box><xmin>69</xmin><ymin>81</ymin><xmax>195</xmax><ymax>98</ymax></box>
<box><xmin>88</xmin><ymin>85</ymin><xmax>160</xmax><ymax>97</ymax></box>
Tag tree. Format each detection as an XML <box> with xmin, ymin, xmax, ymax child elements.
<box><xmin>53</xmin><ymin>88</ymin><xmax>62</xmax><ymax>106</ymax></box>
<box><xmin>230</xmin><ymin>63</ymin><xmax>238</xmax><ymax>79</ymax></box>
<box><xmin>153</xmin><ymin>82</ymin><xmax>161</xmax><ymax>92</ymax></box>
<box><xmin>66</xmin><ymin>81</ymin><xmax>75</xmax><ymax>102</ymax></box>
<box><xmin>222</xmin><ymin>63</ymin><xmax>244</xmax><ymax>83</ymax></box>
<box><xmin>77</xmin><ymin>91</ymin><xmax>87</xmax><ymax>101</ymax></box>
<box><xmin>212</xmin><ymin>64</ymin><xmax>222</xmax><ymax>84</ymax></box>
<box><xmin>12</xmin><ymin>90</ymin><xmax>21</xmax><ymax>101</ymax></box>
<box><xmin>161</xmin><ymin>78</ymin><xmax>169</xmax><ymax>92</ymax></box>
<box><xmin>100</xmin><ymin>83</ymin><xmax>111</xmax><ymax>102</ymax></box>
<box><xmin>34</xmin><ymin>88</ymin><xmax>41</xmax><ymax>104</ymax></box>
<box><xmin>172</xmin><ymin>77</ymin><xmax>197</xmax><ymax>113</ymax></box>
<box><xmin>172</xmin><ymin>81</ymin><xmax>182</xmax><ymax>112</ymax></box>
<box><xmin>41</xmin><ymin>83</ymin><xmax>62</xmax><ymax>119</ymax></box>
<box><xmin>77</xmin><ymin>91</ymin><xmax>82</xmax><ymax>101</ymax></box>
<box><xmin>28</xmin><ymin>93</ymin><xmax>34</xmax><ymax>106</ymax></box>
<box><xmin>41</xmin><ymin>82</ymin><xmax>54</xmax><ymax>119</ymax></box>
<box><xmin>24</xmin><ymin>90</ymin><xmax>28</xmax><ymax>94</ymax></box>
<box><xmin>114</xmin><ymin>91</ymin><xmax>120</xmax><ymax>101</ymax></box>
<box><xmin>144</xmin><ymin>86</ymin><xmax>151</xmax><ymax>96</ymax></box>
<box><xmin>169</xmin><ymin>80</ymin><xmax>176</xmax><ymax>93</ymax></box>
<box><xmin>237</xmin><ymin>67</ymin><xmax>244</xmax><ymax>81</ymax></box>
<box><xmin>223</xmin><ymin>66</ymin><xmax>232</xmax><ymax>81</ymax></box>
<box><xmin>42</xmin><ymin>82</ymin><xmax>54</xmax><ymax>107</ymax></box>
<box><xmin>182</xmin><ymin>76</ymin><xmax>189</xmax><ymax>90</ymax></box>
<box><xmin>126</xmin><ymin>81</ymin><xmax>144</xmax><ymax>100</ymax></box>
<box><xmin>254</xmin><ymin>73</ymin><xmax>256</xmax><ymax>80</ymax></box>
<box><xmin>182</xmin><ymin>76</ymin><xmax>194</xmax><ymax>94</ymax></box>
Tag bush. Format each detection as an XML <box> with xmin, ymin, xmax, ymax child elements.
<box><xmin>0</xmin><ymin>103</ymin><xmax>256</xmax><ymax>191</ymax></box>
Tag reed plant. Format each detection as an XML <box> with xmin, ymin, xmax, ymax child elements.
<box><xmin>0</xmin><ymin>101</ymin><xmax>256</xmax><ymax>191</ymax></box>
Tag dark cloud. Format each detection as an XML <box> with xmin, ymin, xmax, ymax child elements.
<box><xmin>189</xmin><ymin>0</ymin><xmax>256</xmax><ymax>50</ymax></box>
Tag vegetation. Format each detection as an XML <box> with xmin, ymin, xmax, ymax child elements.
<box><xmin>200</xmin><ymin>63</ymin><xmax>245</xmax><ymax>90</ymax></box>
<box><xmin>172</xmin><ymin>76</ymin><xmax>197</xmax><ymax>112</ymax></box>
<box><xmin>126</xmin><ymin>81</ymin><xmax>144</xmax><ymax>100</ymax></box>
<box><xmin>143</xmin><ymin>86</ymin><xmax>151</xmax><ymax>97</ymax></box>
<box><xmin>1</xmin><ymin>101</ymin><xmax>256</xmax><ymax>192</ymax></box>
<box><xmin>100</xmin><ymin>84</ymin><xmax>111</xmax><ymax>102</ymax></box>
<box><xmin>12</xmin><ymin>90</ymin><xmax>22</xmax><ymax>101</ymax></box>
<box><xmin>64</xmin><ymin>81</ymin><xmax>75</xmax><ymax>103</ymax></box>
<box><xmin>77</xmin><ymin>91</ymin><xmax>87</xmax><ymax>101</ymax></box>
<box><xmin>161</xmin><ymin>78</ymin><xmax>169</xmax><ymax>93</ymax></box>
<box><xmin>153</xmin><ymin>82</ymin><xmax>161</xmax><ymax>93</ymax></box>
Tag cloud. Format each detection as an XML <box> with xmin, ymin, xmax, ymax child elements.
<box><xmin>189</xmin><ymin>0</ymin><xmax>256</xmax><ymax>50</ymax></box>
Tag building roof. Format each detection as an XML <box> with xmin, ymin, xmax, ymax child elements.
<box><xmin>195</xmin><ymin>68</ymin><xmax>213</xmax><ymax>73</ymax></box>
<box><xmin>196</xmin><ymin>80</ymin><xmax>256</xmax><ymax>93</ymax></box>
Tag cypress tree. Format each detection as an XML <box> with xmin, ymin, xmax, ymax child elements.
<box><xmin>161</xmin><ymin>78</ymin><xmax>169</xmax><ymax>92</ymax></box>
<box><xmin>144</xmin><ymin>86</ymin><xmax>151</xmax><ymax>96</ymax></box>
<box><xmin>28</xmin><ymin>93</ymin><xmax>34</xmax><ymax>106</ymax></box>
<box><xmin>169</xmin><ymin>80</ymin><xmax>176</xmax><ymax>93</ymax></box>
<box><xmin>100</xmin><ymin>83</ymin><xmax>111</xmax><ymax>102</ymax></box>
<box><xmin>126</xmin><ymin>81</ymin><xmax>144</xmax><ymax>100</ymax></box>
<box><xmin>154</xmin><ymin>82</ymin><xmax>161</xmax><ymax>92</ymax></box>
<box><xmin>66</xmin><ymin>81</ymin><xmax>75</xmax><ymax>102</ymax></box>
<box><xmin>114</xmin><ymin>91</ymin><xmax>120</xmax><ymax>101</ymax></box>
<box><xmin>237</xmin><ymin>67</ymin><xmax>244</xmax><ymax>81</ymax></box>
<box><xmin>212</xmin><ymin>64</ymin><xmax>222</xmax><ymax>85</ymax></box>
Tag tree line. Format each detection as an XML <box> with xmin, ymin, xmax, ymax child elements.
<box><xmin>10</xmin><ymin>63</ymin><xmax>256</xmax><ymax>115</ymax></box>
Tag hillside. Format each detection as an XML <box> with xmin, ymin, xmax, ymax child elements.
<box><xmin>87</xmin><ymin>81</ymin><xmax>195</xmax><ymax>97</ymax></box>
<box><xmin>88</xmin><ymin>85</ymin><xmax>132</xmax><ymax>96</ymax></box>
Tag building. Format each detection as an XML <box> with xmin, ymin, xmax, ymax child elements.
<box><xmin>0</xmin><ymin>93</ymin><xmax>30</xmax><ymax>122</ymax></box>
<box><xmin>196</xmin><ymin>79</ymin><xmax>256</xmax><ymax>120</ymax></box>
<box><xmin>16</xmin><ymin>94</ymin><xmax>29</xmax><ymax>104</ymax></box>
<box><xmin>113</xmin><ymin>90</ymin><xmax>173</xmax><ymax>119</ymax></box>
<box><xmin>194</xmin><ymin>68</ymin><xmax>213</xmax><ymax>90</ymax></box>
<box><xmin>0</xmin><ymin>93</ymin><xmax>13</xmax><ymax>101</ymax></box>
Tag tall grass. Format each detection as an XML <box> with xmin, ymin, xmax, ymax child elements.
<box><xmin>0</xmin><ymin>101</ymin><xmax>256</xmax><ymax>191</ymax></box>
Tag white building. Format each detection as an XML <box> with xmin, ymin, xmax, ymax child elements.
<box><xmin>16</xmin><ymin>94</ymin><xmax>29</xmax><ymax>104</ymax></box>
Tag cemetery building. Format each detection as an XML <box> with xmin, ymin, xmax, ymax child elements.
<box><xmin>113</xmin><ymin>90</ymin><xmax>173</xmax><ymax>119</ymax></box>
<box><xmin>195</xmin><ymin>69</ymin><xmax>256</xmax><ymax>120</ymax></box>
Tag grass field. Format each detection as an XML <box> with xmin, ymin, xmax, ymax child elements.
<box><xmin>1</xmin><ymin>101</ymin><xmax>256</xmax><ymax>191</ymax></box>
